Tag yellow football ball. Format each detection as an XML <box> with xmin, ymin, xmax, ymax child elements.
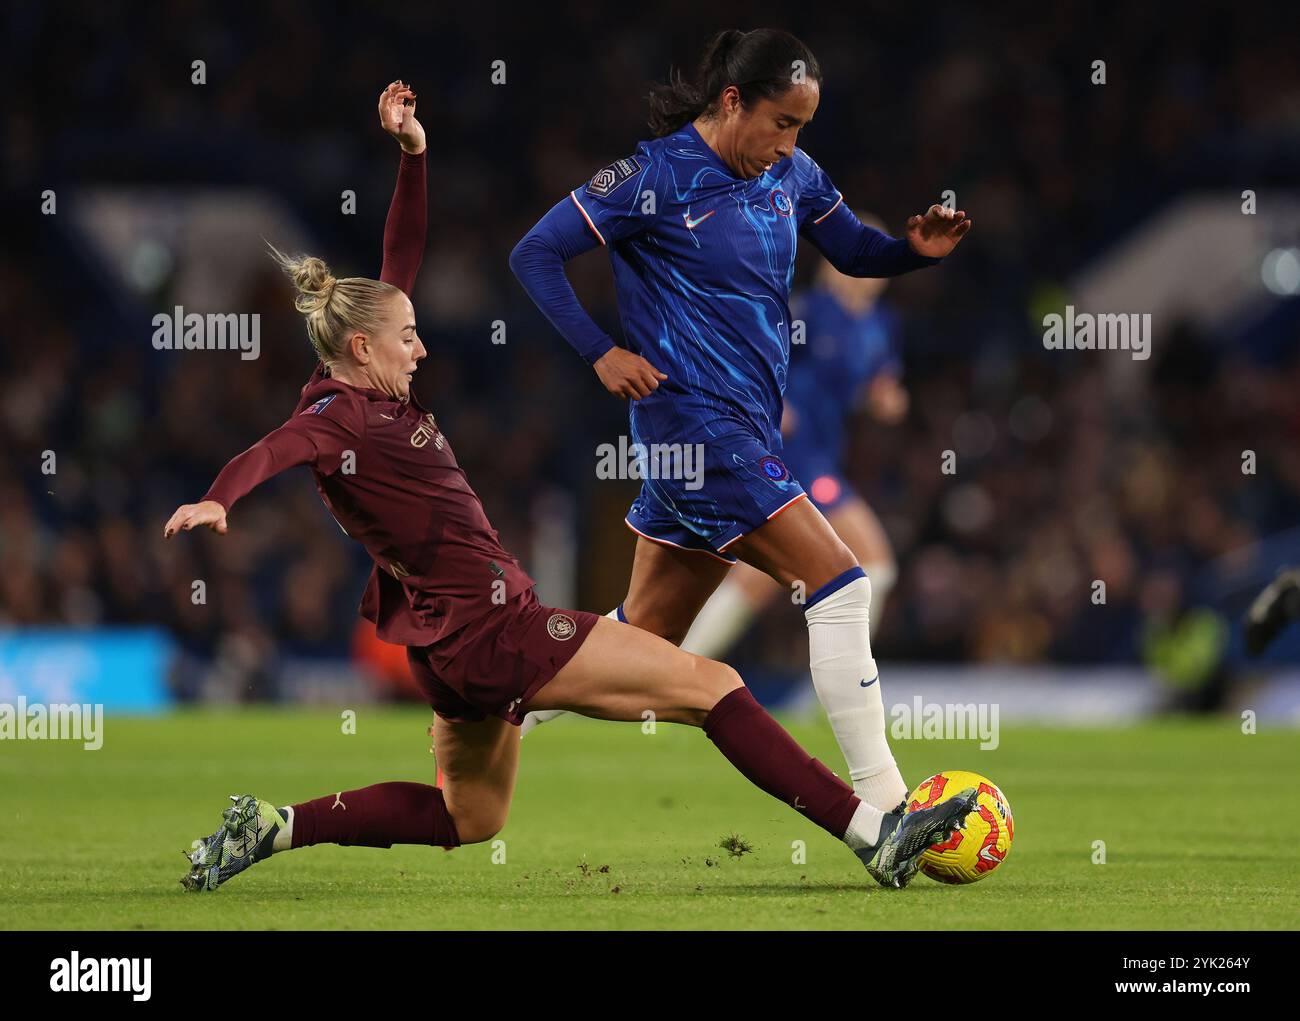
<box><xmin>905</xmin><ymin>770</ymin><xmax>1014</xmax><ymax>884</ymax></box>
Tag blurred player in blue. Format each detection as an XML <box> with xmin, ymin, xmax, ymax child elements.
<box><xmin>682</xmin><ymin>217</ymin><xmax>907</xmax><ymax>660</ymax></box>
<box><xmin>511</xmin><ymin>28</ymin><xmax>969</xmax><ymax>815</ymax></box>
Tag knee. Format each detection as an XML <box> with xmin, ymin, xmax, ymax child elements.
<box><xmin>674</xmin><ymin>657</ymin><xmax>743</xmax><ymax>728</ymax></box>
<box><xmin>446</xmin><ymin>795</ymin><xmax>510</xmax><ymax>846</ymax></box>
<box><xmin>828</xmin><ymin>538</ymin><xmax>859</xmax><ymax>577</ymax></box>
<box><xmin>792</xmin><ymin>540</ymin><xmax>859</xmax><ymax>596</ymax></box>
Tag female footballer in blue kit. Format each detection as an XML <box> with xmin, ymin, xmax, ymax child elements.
<box><xmin>511</xmin><ymin>28</ymin><xmax>970</xmax><ymax>812</ymax></box>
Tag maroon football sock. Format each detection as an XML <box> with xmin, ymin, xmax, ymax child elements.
<box><xmin>703</xmin><ymin>687</ymin><xmax>859</xmax><ymax>839</ymax></box>
<box><xmin>290</xmin><ymin>781</ymin><xmax>460</xmax><ymax>849</ymax></box>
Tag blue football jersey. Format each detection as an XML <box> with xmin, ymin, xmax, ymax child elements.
<box><xmin>569</xmin><ymin>123</ymin><xmax>844</xmax><ymax>446</ymax></box>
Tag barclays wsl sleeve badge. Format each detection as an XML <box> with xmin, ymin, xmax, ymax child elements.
<box><xmin>586</xmin><ymin>156</ymin><xmax>644</xmax><ymax>197</ymax></box>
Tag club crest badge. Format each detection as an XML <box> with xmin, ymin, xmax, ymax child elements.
<box><xmin>758</xmin><ymin>455</ymin><xmax>789</xmax><ymax>481</ymax></box>
<box><xmin>547</xmin><ymin>613</ymin><xmax>577</xmax><ymax>641</ymax></box>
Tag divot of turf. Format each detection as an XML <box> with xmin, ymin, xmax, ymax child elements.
<box><xmin>719</xmin><ymin>833</ymin><xmax>754</xmax><ymax>858</ymax></box>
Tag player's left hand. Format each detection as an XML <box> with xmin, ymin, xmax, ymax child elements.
<box><xmin>905</xmin><ymin>204</ymin><xmax>971</xmax><ymax>258</ymax></box>
<box><xmin>378</xmin><ymin>80</ymin><xmax>425</xmax><ymax>155</ymax></box>
<box><xmin>163</xmin><ymin>500</ymin><xmax>229</xmax><ymax>538</ymax></box>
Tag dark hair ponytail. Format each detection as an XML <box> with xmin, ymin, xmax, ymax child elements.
<box><xmin>647</xmin><ymin>28</ymin><xmax>821</xmax><ymax>138</ymax></box>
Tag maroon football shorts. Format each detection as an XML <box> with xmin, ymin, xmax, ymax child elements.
<box><xmin>405</xmin><ymin>587</ymin><xmax>600</xmax><ymax>725</ymax></box>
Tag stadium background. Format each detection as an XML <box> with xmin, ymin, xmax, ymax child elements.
<box><xmin>2</xmin><ymin>0</ymin><xmax>1299</xmax><ymax>720</ymax></box>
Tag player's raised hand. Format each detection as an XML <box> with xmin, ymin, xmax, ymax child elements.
<box><xmin>904</xmin><ymin>204</ymin><xmax>972</xmax><ymax>258</ymax></box>
<box><xmin>378</xmin><ymin>80</ymin><xmax>426</xmax><ymax>155</ymax></box>
<box><xmin>593</xmin><ymin>347</ymin><xmax>668</xmax><ymax>400</ymax></box>
<box><xmin>163</xmin><ymin>500</ymin><xmax>229</xmax><ymax>539</ymax></box>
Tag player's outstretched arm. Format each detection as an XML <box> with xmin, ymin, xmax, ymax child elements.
<box><xmin>377</xmin><ymin>80</ymin><xmax>427</xmax><ymax>297</ymax></box>
<box><xmin>163</xmin><ymin>421</ymin><xmax>321</xmax><ymax>539</ymax></box>
<box><xmin>804</xmin><ymin>203</ymin><xmax>969</xmax><ymax>278</ymax></box>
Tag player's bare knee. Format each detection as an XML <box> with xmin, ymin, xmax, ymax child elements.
<box><xmin>453</xmin><ymin>803</ymin><xmax>509</xmax><ymax>845</ymax></box>
<box><xmin>475</xmin><ymin>808</ymin><xmax>509</xmax><ymax>844</ymax></box>
<box><xmin>444</xmin><ymin>789</ymin><xmax>510</xmax><ymax>844</ymax></box>
<box><xmin>804</xmin><ymin>544</ymin><xmax>867</xmax><ymax>602</ymax></box>
<box><xmin>711</xmin><ymin>661</ymin><xmax>744</xmax><ymax>702</ymax></box>
<box><xmin>676</xmin><ymin>656</ymin><xmax>742</xmax><ymax>727</ymax></box>
<box><xmin>828</xmin><ymin>538</ymin><xmax>858</xmax><ymax>577</ymax></box>
<box><xmin>774</xmin><ymin>542</ymin><xmax>858</xmax><ymax>594</ymax></box>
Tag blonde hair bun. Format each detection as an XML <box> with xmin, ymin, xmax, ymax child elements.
<box><xmin>265</xmin><ymin>242</ymin><xmax>401</xmax><ymax>369</ymax></box>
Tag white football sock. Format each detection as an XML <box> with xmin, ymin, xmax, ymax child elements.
<box><xmin>519</xmin><ymin>605</ymin><xmax>622</xmax><ymax>737</ymax></box>
<box><xmin>272</xmin><ymin>805</ymin><xmax>294</xmax><ymax>852</ymax></box>
<box><xmin>861</xmin><ymin>561</ymin><xmax>897</xmax><ymax>641</ymax></box>
<box><xmin>804</xmin><ymin>572</ymin><xmax>908</xmax><ymax>812</ymax></box>
<box><xmin>841</xmin><ymin>800</ymin><xmax>885</xmax><ymax>850</ymax></box>
<box><xmin>679</xmin><ymin>577</ymin><xmax>756</xmax><ymax>659</ymax></box>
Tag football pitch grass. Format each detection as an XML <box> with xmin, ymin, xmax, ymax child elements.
<box><xmin>2</xmin><ymin>708</ymin><xmax>1296</xmax><ymax>930</ymax></box>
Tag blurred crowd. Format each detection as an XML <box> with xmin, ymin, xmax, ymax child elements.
<box><xmin>752</xmin><ymin>336</ymin><xmax>1300</xmax><ymax>670</ymax></box>
<box><xmin>2</xmin><ymin>0</ymin><xmax>1298</xmax><ymax>690</ymax></box>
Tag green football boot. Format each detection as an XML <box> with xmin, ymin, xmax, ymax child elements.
<box><xmin>858</xmin><ymin>787</ymin><xmax>979</xmax><ymax>889</ymax></box>
<box><xmin>181</xmin><ymin>795</ymin><xmax>287</xmax><ymax>892</ymax></box>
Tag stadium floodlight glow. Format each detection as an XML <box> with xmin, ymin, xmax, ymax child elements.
<box><xmin>1261</xmin><ymin>247</ymin><xmax>1300</xmax><ymax>296</ymax></box>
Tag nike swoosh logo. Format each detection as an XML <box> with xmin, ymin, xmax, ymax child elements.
<box><xmin>683</xmin><ymin>209</ymin><xmax>716</xmax><ymax>230</ymax></box>
<box><xmin>860</xmin><ymin>676</ymin><xmax>879</xmax><ymax>688</ymax></box>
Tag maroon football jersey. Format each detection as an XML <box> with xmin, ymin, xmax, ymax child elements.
<box><xmin>204</xmin><ymin>366</ymin><xmax>535</xmax><ymax>645</ymax></box>
<box><xmin>200</xmin><ymin>150</ymin><xmax>535</xmax><ymax>645</ymax></box>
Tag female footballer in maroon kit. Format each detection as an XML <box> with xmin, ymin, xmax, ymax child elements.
<box><xmin>166</xmin><ymin>82</ymin><xmax>973</xmax><ymax>892</ymax></box>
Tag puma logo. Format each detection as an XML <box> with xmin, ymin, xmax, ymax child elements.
<box><xmin>331</xmin><ymin>792</ymin><xmax>346</xmax><ymax>811</ymax></box>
